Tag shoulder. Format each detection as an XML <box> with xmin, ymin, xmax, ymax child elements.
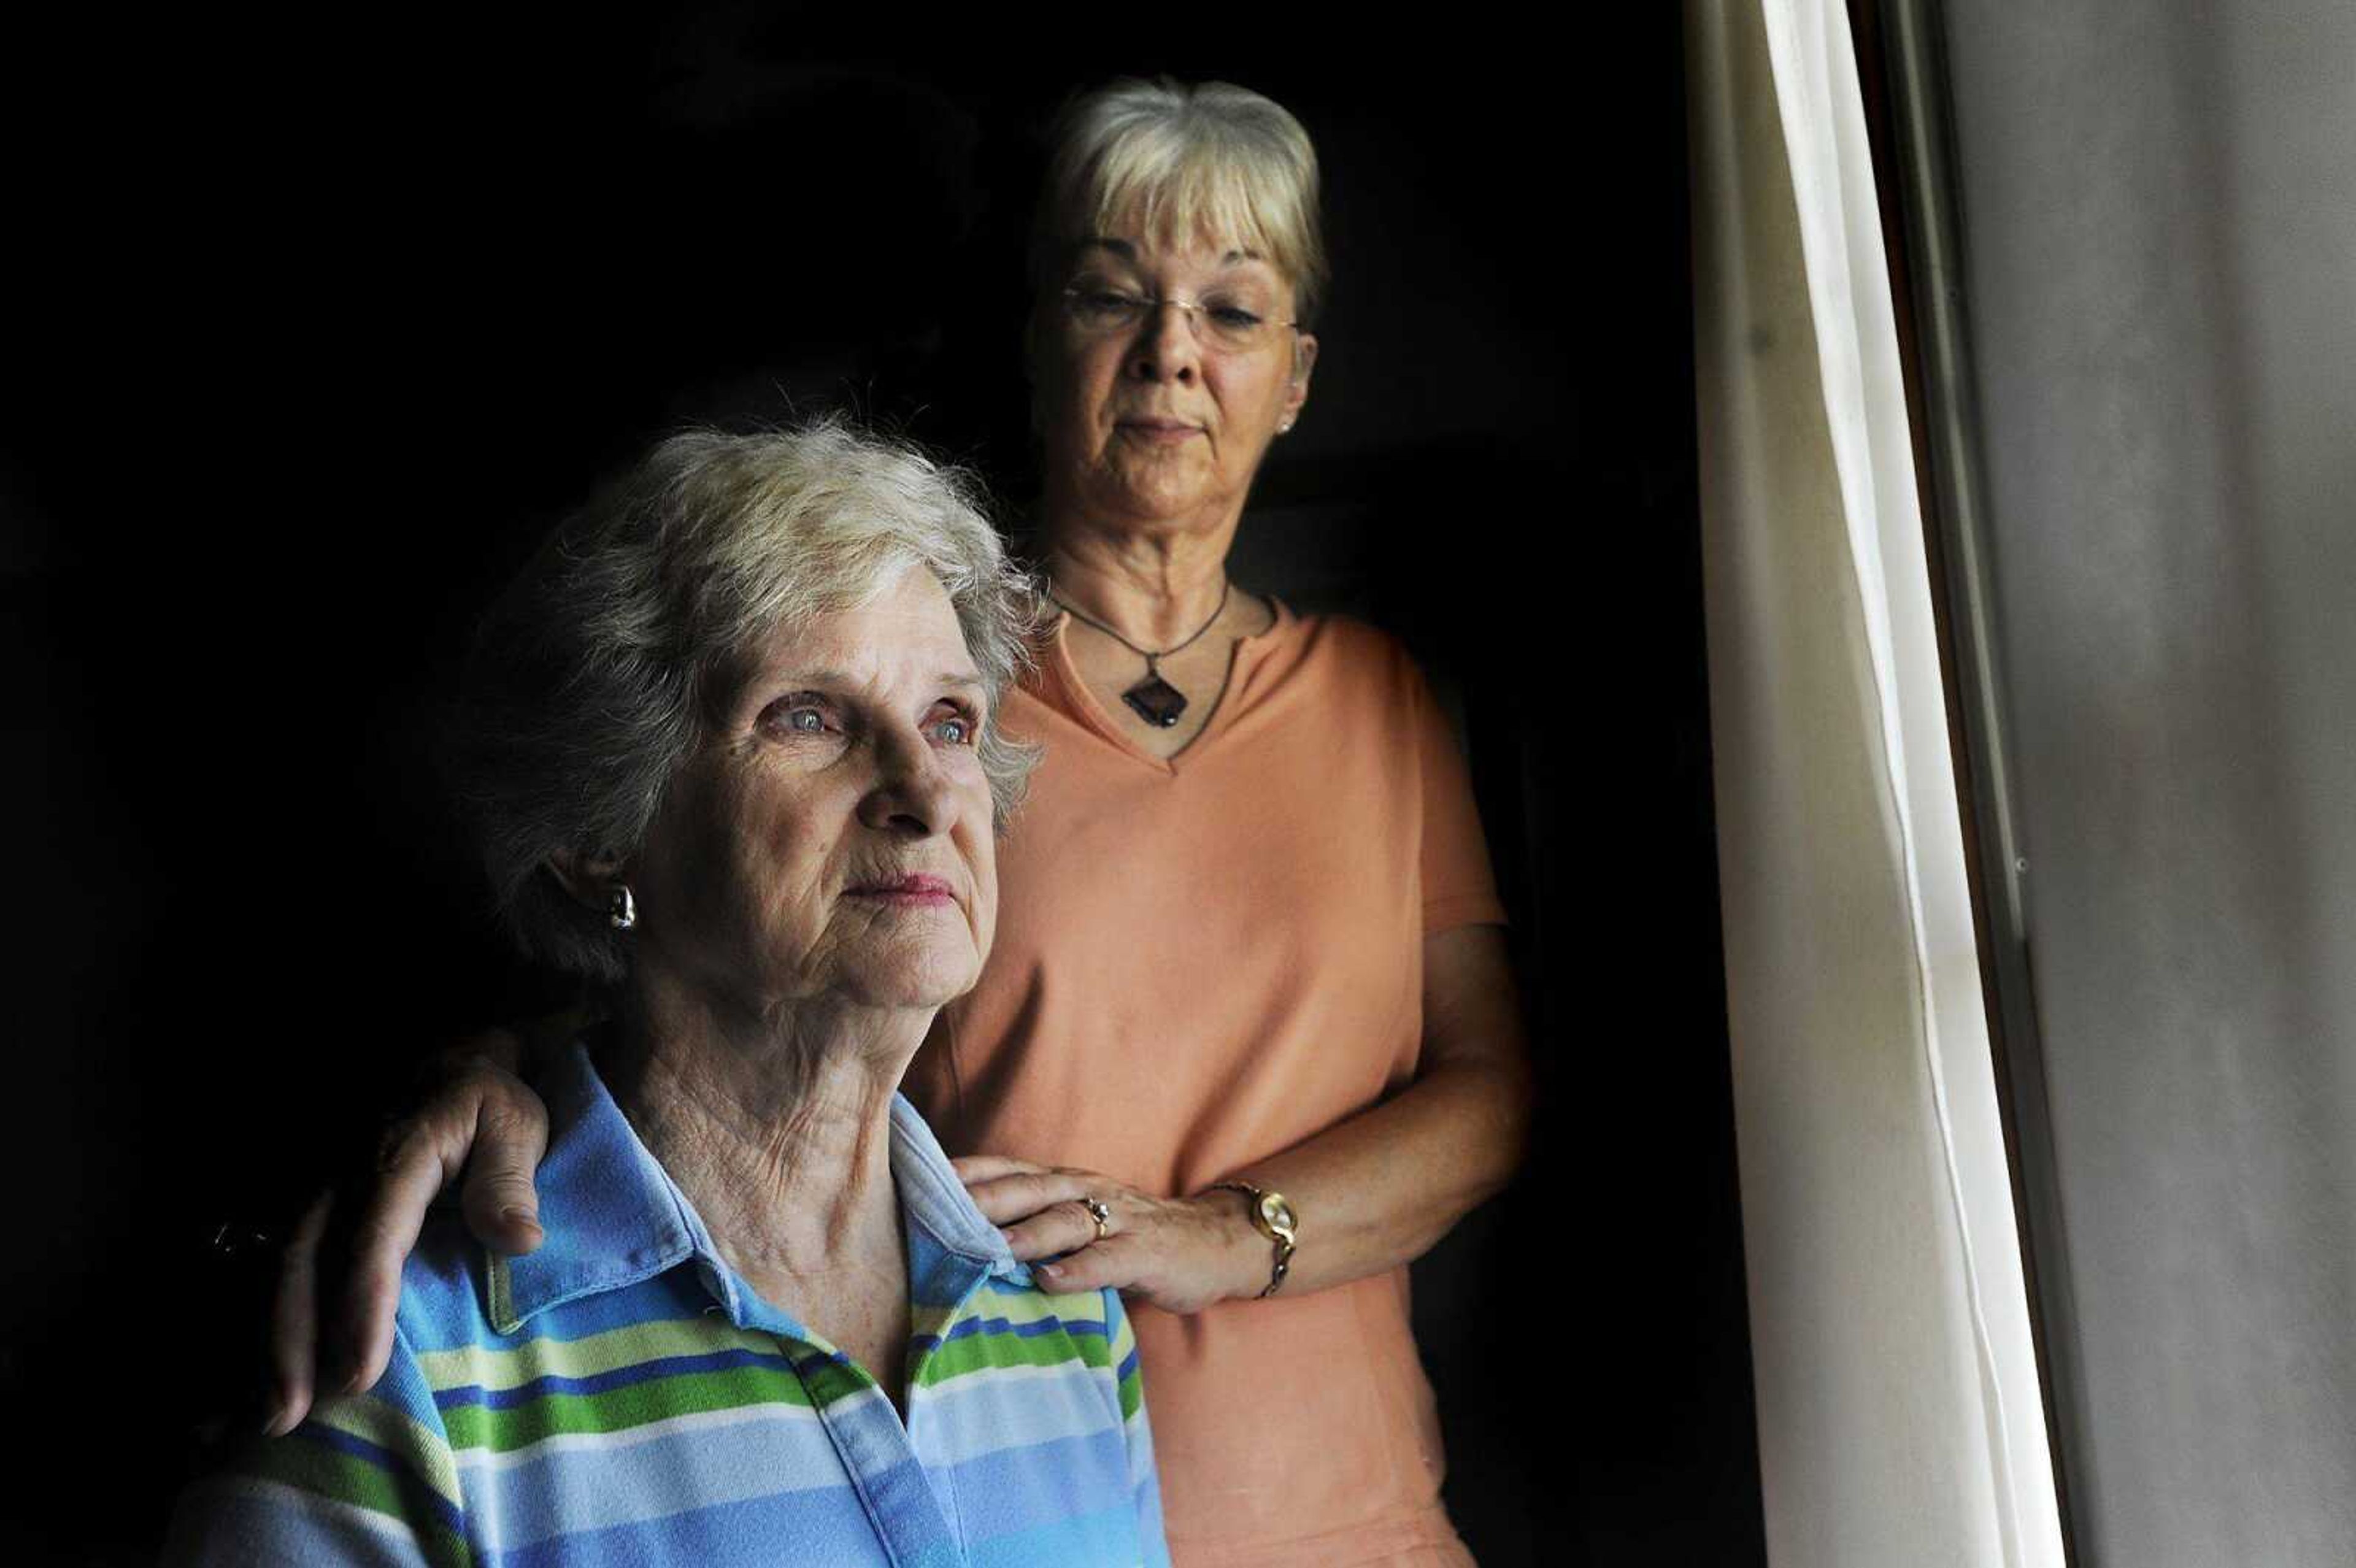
<box><xmin>917</xmin><ymin>1275</ymin><xmax>1137</xmax><ymax>1423</ymax></box>
<box><xmin>1284</xmin><ymin>605</ymin><xmax>1390</xmax><ymax>655</ymax></box>
<box><xmin>949</xmin><ymin>1275</ymin><xmax>1130</xmax><ymax>1378</ymax></box>
<box><xmin>972</xmin><ymin>1271</ymin><xmax>1121</xmax><ymax>1336</ymax></box>
<box><xmin>1275</xmin><ymin>608</ymin><xmax>1423</xmax><ymax>684</ymax></box>
<box><xmin>167</xmin><ymin>1312</ymin><xmax>464</xmax><ymax>1564</ymax></box>
<box><xmin>391</xmin><ymin>1212</ymin><xmax>499</xmax><ymax>1351</ymax></box>
<box><xmin>1270</xmin><ymin>610</ymin><xmax>1446</xmax><ymax>726</ymax></box>
<box><xmin>998</xmin><ymin>1279</ymin><xmax>1145</xmax><ymax>1424</ymax></box>
<box><xmin>1095</xmin><ymin>1286</ymin><xmax>1144</xmax><ymax>1401</ymax></box>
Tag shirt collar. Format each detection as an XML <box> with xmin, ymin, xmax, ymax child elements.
<box><xmin>490</xmin><ymin>1042</ymin><xmax>1025</xmax><ymax>1335</ymax></box>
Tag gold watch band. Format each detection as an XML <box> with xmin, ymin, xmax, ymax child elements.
<box><xmin>1206</xmin><ymin>1180</ymin><xmax>1298</xmax><ymax>1297</ymax></box>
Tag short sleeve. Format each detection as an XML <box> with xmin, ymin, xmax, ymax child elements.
<box><xmin>163</xmin><ymin>1326</ymin><xmax>467</xmax><ymax>1567</ymax></box>
<box><xmin>1407</xmin><ymin>655</ymin><xmax>1508</xmax><ymax>935</ymax></box>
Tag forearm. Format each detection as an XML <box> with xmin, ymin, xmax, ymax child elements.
<box><xmin>964</xmin><ymin>926</ymin><xmax>1534</xmax><ymax>1316</ymax></box>
<box><xmin>1209</xmin><ymin>1046</ymin><xmax>1533</xmax><ymax>1301</ymax></box>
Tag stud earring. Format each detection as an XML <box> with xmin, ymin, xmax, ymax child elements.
<box><xmin>607</xmin><ymin>884</ymin><xmax>637</xmax><ymax>932</ymax></box>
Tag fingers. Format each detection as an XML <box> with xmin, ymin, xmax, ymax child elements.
<box><xmin>310</xmin><ymin>1037</ymin><xmax>553</xmax><ymax>1403</ymax></box>
<box><xmin>999</xmin><ymin>1196</ymin><xmax>1118</xmax><ymax>1262</ymax></box>
<box><xmin>962</xmin><ymin>1166</ymin><xmax>1103</xmax><ymax>1226</ymax></box>
<box><xmin>331</xmin><ymin>1117</ymin><xmax>462</xmax><ymax>1396</ymax></box>
<box><xmin>453</xmin><ymin>1024</ymin><xmax>530</xmax><ymax>1078</ymax></box>
<box><xmin>263</xmin><ymin>1192</ymin><xmax>334</xmax><ymax>1437</ymax></box>
<box><xmin>1029</xmin><ymin>1193</ymin><xmax>1244</xmax><ymax>1315</ymax></box>
<box><xmin>949</xmin><ymin>1155</ymin><xmax>1187</xmax><ymax>1301</ymax></box>
<box><xmin>1033</xmin><ymin>1233</ymin><xmax>1144</xmax><ymax>1294</ymax></box>
<box><xmin>950</xmin><ymin>1154</ymin><xmax>1047</xmax><ymax>1185</ymax></box>
<box><xmin>456</xmin><ymin>1076</ymin><xmax>550</xmax><ymax>1258</ymax></box>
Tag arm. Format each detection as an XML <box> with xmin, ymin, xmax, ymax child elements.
<box><xmin>264</xmin><ymin>1031</ymin><xmax>552</xmax><ymax>1435</ymax></box>
<box><xmin>960</xmin><ymin>921</ymin><xmax>1533</xmax><ymax>1310</ymax></box>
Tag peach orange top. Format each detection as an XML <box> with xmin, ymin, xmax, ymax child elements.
<box><xmin>903</xmin><ymin>602</ymin><xmax>1506</xmax><ymax>1566</ymax></box>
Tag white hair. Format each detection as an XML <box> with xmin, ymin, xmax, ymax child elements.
<box><xmin>1032</xmin><ymin>77</ymin><xmax>1330</xmax><ymax>325</ymax></box>
<box><xmin>451</xmin><ymin>418</ymin><xmax>1041</xmax><ymax>983</ymax></box>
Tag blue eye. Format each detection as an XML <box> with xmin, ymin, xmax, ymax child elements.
<box><xmin>934</xmin><ymin>713</ymin><xmax>976</xmax><ymax>746</ymax></box>
<box><xmin>763</xmin><ymin>696</ymin><xmax>834</xmax><ymax>737</ymax></box>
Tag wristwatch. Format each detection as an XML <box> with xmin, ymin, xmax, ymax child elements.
<box><xmin>1206</xmin><ymin>1180</ymin><xmax>1298</xmax><ymax>1297</ymax></box>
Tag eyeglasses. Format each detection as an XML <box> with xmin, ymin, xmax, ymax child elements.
<box><xmin>1058</xmin><ymin>285</ymin><xmax>1299</xmax><ymax>353</ymax></box>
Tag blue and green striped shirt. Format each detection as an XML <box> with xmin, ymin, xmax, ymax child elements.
<box><xmin>171</xmin><ymin>1045</ymin><xmax>1168</xmax><ymax>1566</ymax></box>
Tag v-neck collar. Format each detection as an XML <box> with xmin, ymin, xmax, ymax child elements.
<box><xmin>1041</xmin><ymin>595</ymin><xmax>1296</xmax><ymax>775</ymax></box>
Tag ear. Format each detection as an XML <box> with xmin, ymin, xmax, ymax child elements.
<box><xmin>547</xmin><ymin>847</ymin><xmax>628</xmax><ymax>914</ymax></box>
<box><xmin>1281</xmin><ymin>331</ymin><xmax>1319</xmax><ymax>427</ymax></box>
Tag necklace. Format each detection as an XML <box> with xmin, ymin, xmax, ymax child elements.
<box><xmin>1050</xmin><ymin>580</ymin><xmax>1233</xmax><ymax>728</ymax></box>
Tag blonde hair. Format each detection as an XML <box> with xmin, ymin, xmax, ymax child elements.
<box><xmin>1032</xmin><ymin>78</ymin><xmax>1330</xmax><ymax>325</ymax></box>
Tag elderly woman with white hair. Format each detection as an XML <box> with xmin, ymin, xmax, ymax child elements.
<box><xmin>275</xmin><ymin>79</ymin><xmax>1531</xmax><ymax>1565</ymax></box>
<box><xmin>172</xmin><ymin>423</ymin><xmax>1168</xmax><ymax>1566</ymax></box>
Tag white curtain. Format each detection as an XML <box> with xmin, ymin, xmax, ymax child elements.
<box><xmin>1683</xmin><ymin>4</ymin><xmax>2065</xmax><ymax>1564</ymax></box>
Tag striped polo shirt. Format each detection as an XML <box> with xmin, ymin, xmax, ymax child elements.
<box><xmin>171</xmin><ymin>1044</ymin><xmax>1168</xmax><ymax>1566</ymax></box>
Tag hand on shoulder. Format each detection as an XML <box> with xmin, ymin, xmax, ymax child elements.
<box><xmin>261</xmin><ymin>1028</ymin><xmax>553</xmax><ymax>1435</ymax></box>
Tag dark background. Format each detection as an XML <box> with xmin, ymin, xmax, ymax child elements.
<box><xmin>4</xmin><ymin>10</ymin><xmax>1761</xmax><ymax>1562</ymax></box>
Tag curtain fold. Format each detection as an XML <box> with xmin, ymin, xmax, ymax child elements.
<box><xmin>1684</xmin><ymin>3</ymin><xmax>2065</xmax><ymax>1563</ymax></box>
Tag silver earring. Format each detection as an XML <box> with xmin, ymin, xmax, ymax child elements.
<box><xmin>607</xmin><ymin>884</ymin><xmax>637</xmax><ymax>932</ymax></box>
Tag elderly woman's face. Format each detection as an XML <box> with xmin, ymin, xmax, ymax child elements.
<box><xmin>1035</xmin><ymin>231</ymin><xmax>1316</xmax><ymax>531</ymax></box>
<box><xmin>627</xmin><ymin>569</ymin><xmax>998</xmax><ymax>1017</ymax></box>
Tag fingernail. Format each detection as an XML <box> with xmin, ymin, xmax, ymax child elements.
<box><xmin>1036</xmin><ymin>1262</ymin><xmax>1061</xmax><ymax>1280</ymax></box>
<box><xmin>501</xmin><ymin>1206</ymin><xmax>539</xmax><ymax>1229</ymax></box>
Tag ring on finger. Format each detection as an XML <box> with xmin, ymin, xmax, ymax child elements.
<box><xmin>1079</xmin><ymin>1196</ymin><xmax>1112</xmax><ymax>1243</ymax></box>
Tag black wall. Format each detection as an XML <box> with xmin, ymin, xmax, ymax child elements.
<box><xmin>6</xmin><ymin>12</ymin><xmax>1760</xmax><ymax>1561</ymax></box>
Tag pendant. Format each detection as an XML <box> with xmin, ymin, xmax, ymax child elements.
<box><xmin>1122</xmin><ymin>672</ymin><xmax>1189</xmax><ymax>728</ymax></box>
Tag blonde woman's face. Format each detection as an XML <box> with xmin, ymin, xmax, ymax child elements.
<box><xmin>1034</xmin><ymin>231</ymin><xmax>1316</xmax><ymax>536</ymax></box>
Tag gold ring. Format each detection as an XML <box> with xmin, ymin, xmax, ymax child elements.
<box><xmin>1080</xmin><ymin>1196</ymin><xmax>1112</xmax><ymax>1242</ymax></box>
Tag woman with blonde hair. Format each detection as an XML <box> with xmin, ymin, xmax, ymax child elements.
<box><xmin>276</xmin><ymin>79</ymin><xmax>1532</xmax><ymax>1565</ymax></box>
